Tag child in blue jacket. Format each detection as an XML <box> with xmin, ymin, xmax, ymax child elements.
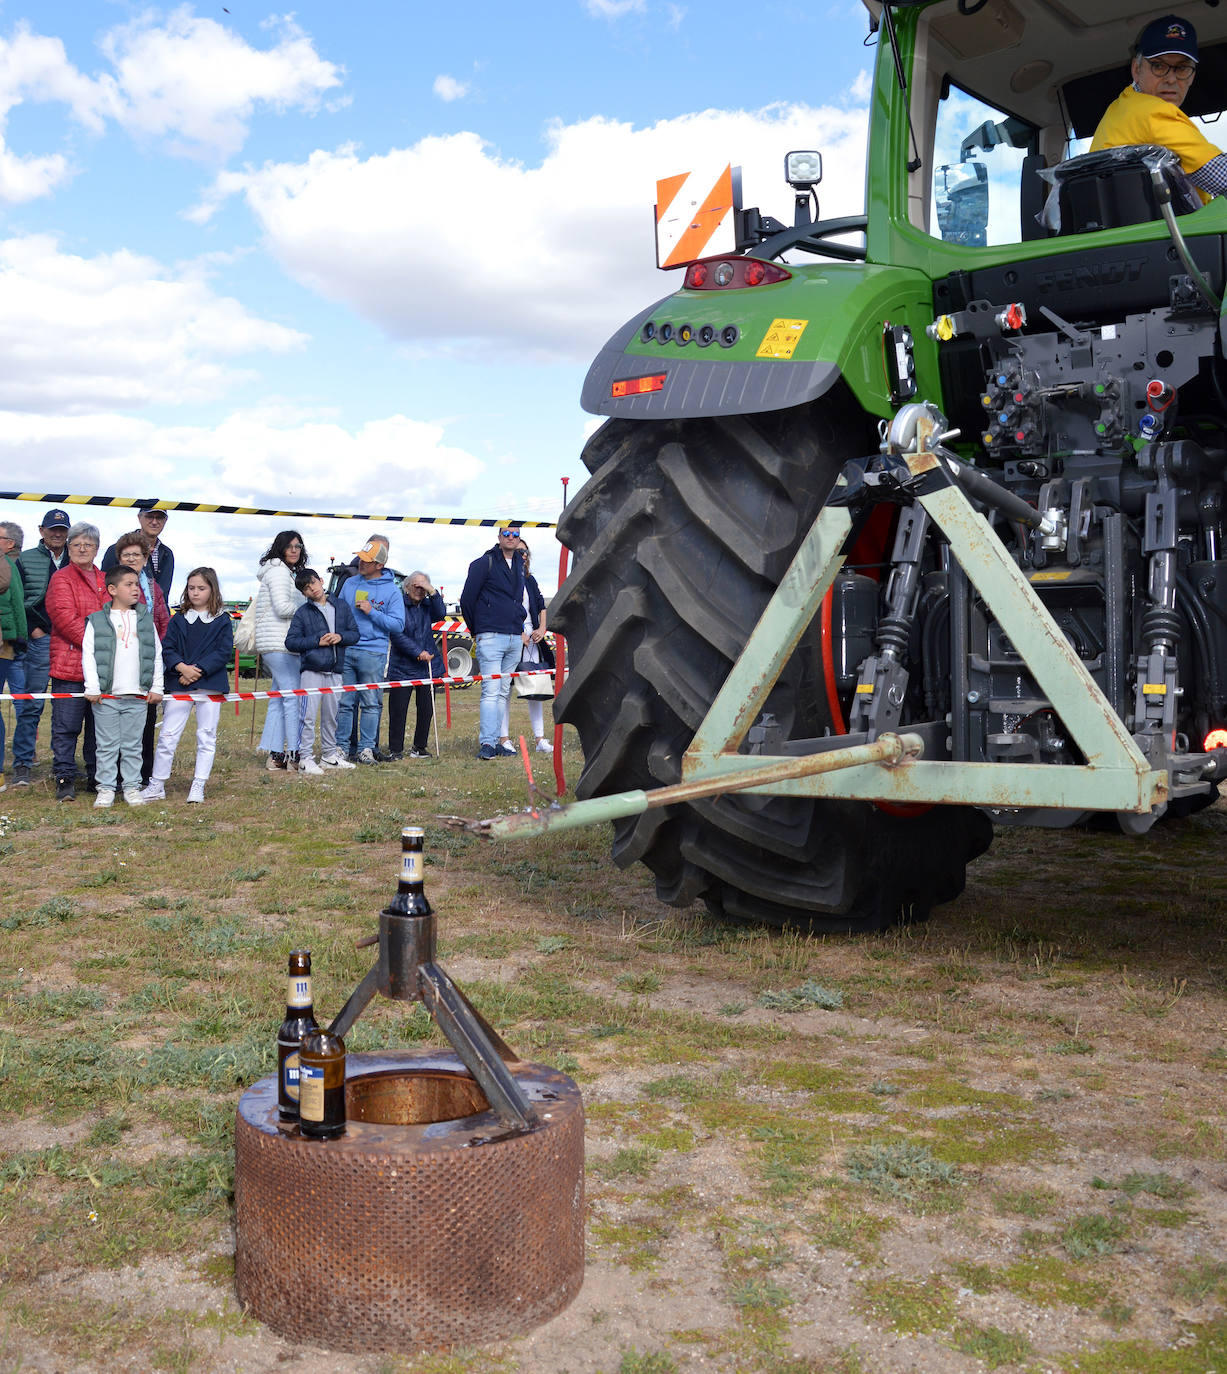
<box><xmin>141</xmin><ymin>567</ymin><xmax>233</xmax><ymax>804</ymax></box>
<box><xmin>285</xmin><ymin>568</ymin><xmax>360</xmax><ymax>773</ymax></box>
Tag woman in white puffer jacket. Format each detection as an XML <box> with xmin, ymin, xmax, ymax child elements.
<box><xmin>253</xmin><ymin>530</ymin><xmax>307</xmax><ymax>769</ymax></box>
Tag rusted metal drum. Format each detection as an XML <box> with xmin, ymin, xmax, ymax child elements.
<box><xmin>234</xmin><ymin>1050</ymin><xmax>584</xmax><ymax>1352</ymax></box>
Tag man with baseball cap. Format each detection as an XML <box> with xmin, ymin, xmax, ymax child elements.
<box><xmin>1092</xmin><ymin>15</ymin><xmax>1227</xmax><ymax>204</ymax></box>
<box><xmin>334</xmin><ymin>533</ymin><xmax>404</xmax><ymax>764</ymax></box>
<box><xmin>460</xmin><ymin>523</ymin><xmax>527</xmax><ymax>760</ymax></box>
<box><xmin>102</xmin><ymin>507</ymin><xmax>174</xmax><ymax>599</ymax></box>
<box><xmin>11</xmin><ymin>508</ymin><xmax>70</xmax><ymax>786</ymax></box>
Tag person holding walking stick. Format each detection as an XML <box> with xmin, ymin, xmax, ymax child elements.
<box><xmin>386</xmin><ymin>571</ymin><xmax>445</xmax><ymax>760</ymax></box>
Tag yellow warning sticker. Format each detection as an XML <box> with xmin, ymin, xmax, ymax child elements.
<box><xmin>855</xmin><ymin>684</ymin><xmax>873</xmax><ymax>695</ymax></box>
<box><xmin>1028</xmin><ymin>570</ymin><xmax>1072</xmax><ymax>582</ymax></box>
<box><xmin>756</xmin><ymin>318</ymin><xmax>808</xmax><ymax>359</ymax></box>
<box><xmin>1142</xmin><ymin>683</ymin><xmax>1167</xmax><ymax>695</ymax></box>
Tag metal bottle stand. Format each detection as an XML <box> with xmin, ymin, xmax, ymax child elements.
<box><xmin>329</xmin><ymin>901</ymin><xmax>537</xmax><ymax>1133</ymax></box>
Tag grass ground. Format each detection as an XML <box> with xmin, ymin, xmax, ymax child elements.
<box><xmin>2</xmin><ymin>687</ymin><xmax>1227</xmax><ymax>1373</ymax></box>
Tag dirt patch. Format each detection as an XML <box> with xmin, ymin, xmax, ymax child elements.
<box><xmin>4</xmin><ymin>721</ymin><xmax>1227</xmax><ymax>1372</ymax></box>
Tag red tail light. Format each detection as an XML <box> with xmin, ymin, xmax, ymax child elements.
<box><xmin>684</xmin><ymin>257</ymin><xmax>791</xmax><ymax>290</ymax></box>
<box><xmin>611</xmin><ymin>373</ymin><xmax>666</xmax><ymax>398</ymax></box>
<box><xmin>1204</xmin><ymin>728</ymin><xmax>1227</xmax><ymax>751</ymax></box>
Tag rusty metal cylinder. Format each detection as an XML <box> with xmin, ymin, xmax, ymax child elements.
<box><xmin>234</xmin><ymin>1050</ymin><xmax>584</xmax><ymax>1352</ymax></box>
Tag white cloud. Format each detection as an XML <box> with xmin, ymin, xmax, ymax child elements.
<box><xmin>849</xmin><ymin>69</ymin><xmax>872</xmax><ymax>101</ymax></box>
<box><xmin>100</xmin><ymin>8</ymin><xmax>344</xmax><ymax>160</ymax></box>
<box><xmin>0</xmin><ymin>407</ymin><xmax>488</xmax><ymax>598</ymax></box>
<box><xmin>0</xmin><ymin>143</ymin><xmax>70</xmax><ymax>201</ymax></box>
<box><xmin>0</xmin><ymin>234</ymin><xmax>306</xmax><ymax>412</ymax></box>
<box><xmin>0</xmin><ymin>8</ymin><xmax>342</xmax><ymax>200</ymax></box>
<box><xmin>195</xmin><ymin>102</ymin><xmax>869</xmax><ymax>362</ymax></box>
<box><xmin>584</xmin><ymin>0</ymin><xmax>646</xmax><ymax>17</ymax></box>
<box><xmin>433</xmin><ymin>74</ymin><xmax>469</xmax><ymax>102</ymax></box>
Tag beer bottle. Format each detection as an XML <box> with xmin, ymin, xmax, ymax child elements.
<box><xmin>298</xmin><ymin>1027</ymin><xmax>347</xmax><ymax>1139</ymax></box>
<box><xmin>385</xmin><ymin>826</ymin><xmax>432</xmax><ymax>917</ymax></box>
<box><xmin>277</xmin><ymin>949</ymin><xmax>318</xmax><ymax>1121</ymax></box>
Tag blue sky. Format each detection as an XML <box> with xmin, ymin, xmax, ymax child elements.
<box><xmin>0</xmin><ymin>0</ymin><xmax>873</xmax><ymax>600</ymax></box>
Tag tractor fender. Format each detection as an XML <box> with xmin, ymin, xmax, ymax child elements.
<box><xmin>582</xmin><ymin>264</ymin><xmax>935</xmax><ymax>422</ymax></box>
<box><xmin>581</xmin><ymin>296</ymin><xmax>843</xmax><ymax>420</ymax></box>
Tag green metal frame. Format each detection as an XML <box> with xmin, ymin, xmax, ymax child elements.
<box><xmin>684</xmin><ymin>447</ymin><xmax>1165</xmax><ymax>815</ymax></box>
<box><xmin>478</xmin><ymin>440</ymin><xmax>1166</xmax><ymax>844</ymax></box>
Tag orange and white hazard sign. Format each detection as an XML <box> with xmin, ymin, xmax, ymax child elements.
<box><xmin>655</xmin><ymin>164</ymin><xmax>742</xmax><ymax>270</ymax></box>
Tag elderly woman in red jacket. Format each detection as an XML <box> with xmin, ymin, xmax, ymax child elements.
<box><xmin>46</xmin><ymin>521</ymin><xmax>108</xmax><ymax>802</ymax></box>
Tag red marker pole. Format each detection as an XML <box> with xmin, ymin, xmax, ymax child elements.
<box><xmin>441</xmin><ymin>626</ymin><xmax>452</xmax><ymax>729</ymax></box>
<box><xmin>233</xmin><ymin>644</ymin><xmax>241</xmax><ymax>717</ymax></box>
<box><xmin>553</xmin><ymin>476</ymin><xmax>570</xmax><ymax>796</ymax></box>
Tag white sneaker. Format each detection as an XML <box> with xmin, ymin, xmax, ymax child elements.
<box><xmin>357</xmin><ymin>748</ymin><xmax>378</xmax><ymax>765</ymax></box>
<box><xmin>299</xmin><ymin>758</ymin><xmax>325</xmax><ymax>776</ymax></box>
<box><xmin>140</xmin><ymin>781</ymin><xmax>166</xmax><ymax>802</ymax></box>
<box><xmin>535</xmin><ymin>737</ymin><xmax>554</xmax><ymax>753</ymax></box>
<box><xmin>94</xmin><ymin>788</ymin><xmax>115</xmax><ymax>809</ymax></box>
<box><xmin>187</xmin><ymin>779</ymin><xmax>206</xmax><ymax>803</ymax></box>
<box><xmin>323</xmin><ymin>754</ymin><xmax>357</xmax><ymax>770</ymax></box>
<box><xmin>498</xmin><ymin>739</ymin><xmax>517</xmax><ymax>756</ymax></box>
<box><xmin>124</xmin><ymin>789</ymin><xmax>146</xmax><ymax>807</ymax></box>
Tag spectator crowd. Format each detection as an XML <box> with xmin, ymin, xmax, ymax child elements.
<box><xmin>0</xmin><ymin>512</ymin><xmax>555</xmax><ymax>802</ymax></box>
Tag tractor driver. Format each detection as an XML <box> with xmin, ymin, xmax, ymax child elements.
<box><xmin>1091</xmin><ymin>14</ymin><xmax>1227</xmax><ymax>204</ymax></box>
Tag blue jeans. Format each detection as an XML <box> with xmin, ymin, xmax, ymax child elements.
<box><xmin>258</xmin><ymin>650</ymin><xmax>302</xmax><ymax>754</ymax></box>
<box><xmin>51</xmin><ymin>678</ymin><xmax>97</xmax><ymax>782</ymax></box>
<box><xmin>476</xmin><ymin>633</ymin><xmax>521</xmax><ymax>748</ymax></box>
<box><xmin>12</xmin><ymin>630</ymin><xmax>49</xmax><ymax>767</ymax></box>
<box><xmin>336</xmin><ymin>647</ymin><xmax>387</xmax><ymax>754</ymax></box>
<box><xmin>0</xmin><ymin>653</ymin><xmax>22</xmax><ymax>773</ymax></box>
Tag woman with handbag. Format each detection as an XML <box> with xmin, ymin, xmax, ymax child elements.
<box><xmin>502</xmin><ymin>541</ymin><xmax>555</xmax><ymax>754</ymax></box>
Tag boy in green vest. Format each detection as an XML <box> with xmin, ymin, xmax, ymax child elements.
<box><xmin>83</xmin><ymin>566</ymin><xmax>163</xmax><ymax>808</ymax></box>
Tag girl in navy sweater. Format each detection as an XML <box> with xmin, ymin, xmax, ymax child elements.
<box><xmin>141</xmin><ymin>568</ymin><xmax>234</xmax><ymax>804</ymax></box>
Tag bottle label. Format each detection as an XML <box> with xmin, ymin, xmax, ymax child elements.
<box><xmin>401</xmin><ymin>852</ymin><xmax>423</xmax><ymax>884</ymax></box>
<box><xmin>287</xmin><ymin>974</ymin><xmax>312</xmax><ymax>1009</ymax></box>
<box><xmin>282</xmin><ymin>1051</ymin><xmax>301</xmax><ymax>1103</ymax></box>
<box><xmin>299</xmin><ymin>1063</ymin><xmax>324</xmax><ymax>1121</ymax></box>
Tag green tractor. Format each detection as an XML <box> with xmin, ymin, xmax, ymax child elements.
<box><xmin>548</xmin><ymin>0</ymin><xmax>1227</xmax><ymax>932</ymax></box>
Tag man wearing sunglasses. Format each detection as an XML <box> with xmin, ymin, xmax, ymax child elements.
<box><xmin>1091</xmin><ymin>15</ymin><xmax>1227</xmax><ymax>204</ymax></box>
<box><xmin>460</xmin><ymin>524</ymin><xmax>527</xmax><ymax>760</ymax></box>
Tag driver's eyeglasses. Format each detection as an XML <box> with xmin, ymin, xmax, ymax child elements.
<box><xmin>1147</xmin><ymin>58</ymin><xmax>1196</xmax><ymax>79</ymax></box>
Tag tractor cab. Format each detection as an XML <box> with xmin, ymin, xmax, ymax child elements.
<box><xmin>875</xmin><ymin>0</ymin><xmax>1227</xmax><ymax>252</ymax></box>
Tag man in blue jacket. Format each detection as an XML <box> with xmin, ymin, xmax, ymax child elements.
<box><xmin>460</xmin><ymin>523</ymin><xmax>525</xmax><ymax>760</ymax></box>
<box><xmin>334</xmin><ymin>535</ymin><xmax>405</xmax><ymax>765</ymax></box>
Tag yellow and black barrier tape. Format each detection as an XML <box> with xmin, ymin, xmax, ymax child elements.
<box><xmin>0</xmin><ymin>491</ymin><xmax>557</xmax><ymax>528</ymax></box>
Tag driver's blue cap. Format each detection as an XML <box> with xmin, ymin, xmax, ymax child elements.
<box><xmin>1138</xmin><ymin>15</ymin><xmax>1198</xmax><ymax>63</ymax></box>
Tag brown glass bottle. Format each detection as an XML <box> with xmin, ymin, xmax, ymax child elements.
<box><xmin>384</xmin><ymin>826</ymin><xmax>432</xmax><ymax>918</ymax></box>
<box><xmin>277</xmin><ymin>949</ymin><xmax>318</xmax><ymax>1121</ymax></box>
<box><xmin>298</xmin><ymin>1027</ymin><xmax>346</xmax><ymax>1139</ymax></box>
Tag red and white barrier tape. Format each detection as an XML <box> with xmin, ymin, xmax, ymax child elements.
<box><xmin>0</xmin><ymin>668</ymin><xmax>555</xmax><ymax>703</ymax></box>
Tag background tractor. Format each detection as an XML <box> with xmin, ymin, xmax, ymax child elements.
<box><xmin>550</xmin><ymin>0</ymin><xmax>1227</xmax><ymax>932</ymax></box>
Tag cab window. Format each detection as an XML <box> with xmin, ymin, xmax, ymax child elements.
<box><xmin>929</xmin><ymin>83</ymin><xmax>1037</xmax><ymax>246</ymax></box>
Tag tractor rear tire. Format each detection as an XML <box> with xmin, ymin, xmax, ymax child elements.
<box><xmin>552</xmin><ymin>393</ymin><xmax>991</xmax><ymax>933</ymax></box>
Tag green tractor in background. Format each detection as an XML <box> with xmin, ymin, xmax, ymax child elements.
<box><xmin>550</xmin><ymin>0</ymin><xmax>1227</xmax><ymax>932</ymax></box>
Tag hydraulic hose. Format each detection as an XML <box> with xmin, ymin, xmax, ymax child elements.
<box><xmin>941</xmin><ymin>455</ymin><xmax>1057</xmax><ymax>532</ymax></box>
